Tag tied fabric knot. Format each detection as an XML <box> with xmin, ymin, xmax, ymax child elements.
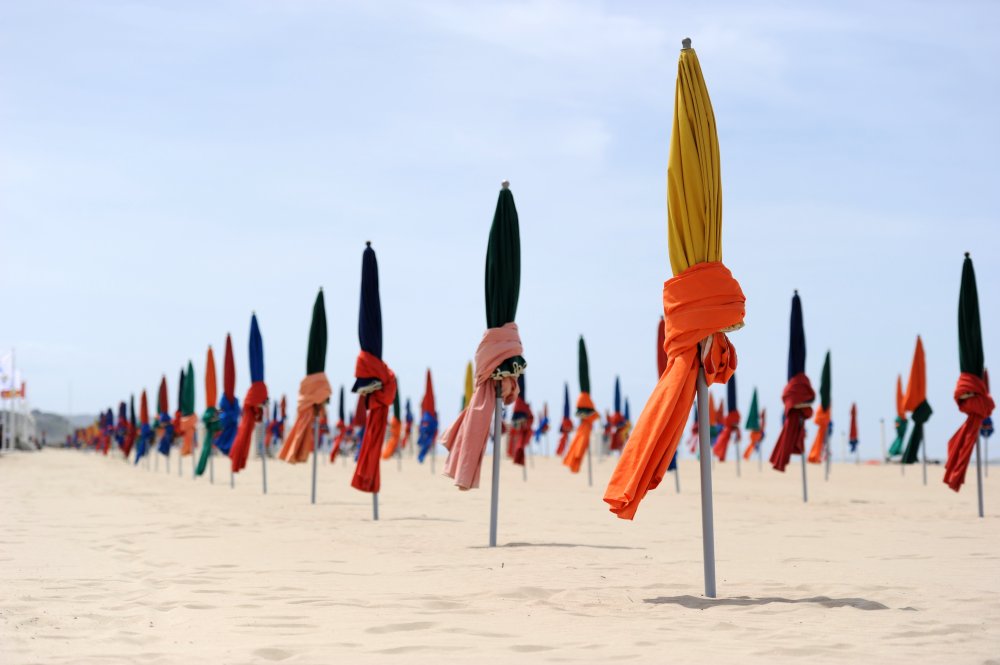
<box><xmin>944</xmin><ymin>373</ymin><xmax>994</xmax><ymax>492</ymax></box>
<box><xmin>510</xmin><ymin>399</ymin><xmax>534</xmax><ymax>466</ymax></box>
<box><xmin>351</xmin><ymin>352</ymin><xmax>396</xmax><ymax>493</ymax></box>
<box><xmin>712</xmin><ymin>409</ymin><xmax>741</xmax><ymax>461</ymax></box>
<box><xmin>179</xmin><ymin>414</ymin><xmax>198</xmax><ymax>456</ymax></box>
<box><xmin>417</xmin><ymin>411</ymin><xmax>438</xmax><ymax>463</ymax></box>
<box><xmin>743</xmin><ymin>410</ymin><xmax>767</xmax><ymax>461</ymax></box>
<box><xmin>157</xmin><ymin>413</ymin><xmax>174</xmax><ymax>456</ymax></box>
<box><xmin>381</xmin><ymin>417</ymin><xmax>402</xmax><ymax>460</ymax></box>
<box><xmin>808</xmin><ymin>405</ymin><xmax>831</xmax><ymax>464</ymax></box>
<box><xmin>279</xmin><ymin>373</ymin><xmax>332</xmax><ymax>464</ymax></box>
<box><xmin>195</xmin><ymin>407</ymin><xmax>221</xmax><ymax>476</ymax></box>
<box><xmin>770</xmin><ymin>374</ymin><xmax>815</xmax><ymax>471</ymax></box>
<box><xmin>330</xmin><ymin>420</ymin><xmax>347</xmax><ymax>462</ymax></box>
<box><xmin>441</xmin><ymin>323</ymin><xmax>524</xmax><ymax>490</ymax></box>
<box><xmin>604</xmin><ymin>261</ymin><xmax>745</xmax><ymax>519</ymax></box>
<box><xmin>229</xmin><ymin>382</ymin><xmax>268</xmax><ymax>473</ymax></box>
<box><xmin>215</xmin><ymin>395</ymin><xmax>241</xmax><ymax>454</ymax></box>
<box><xmin>564</xmin><ymin>393</ymin><xmax>599</xmax><ymax>473</ymax></box>
<box><xmin>134</xmin><ymin>423</ymin><xmax>153</xmax><ymax>465</ymax></box>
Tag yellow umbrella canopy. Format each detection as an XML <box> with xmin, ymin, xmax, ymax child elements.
<box><xmin>667</xmin><ymin>37</ymin><xmax>722</xmax><ymax>275</ymax></box>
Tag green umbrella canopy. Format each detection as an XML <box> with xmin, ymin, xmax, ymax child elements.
<box><xmin>958</xmin><ymin>253</ymin><xmax>984</xmax><ymax>377</ymax></box>
<box><xmin>745</xmin><ymin>388</ymin><xmax>760</xmax><ymax>431</ymax></box>
<box><xmin>181</xmin><ymin>361</ymin><xmax>195</xmax><ymax>416</ymax></box>
<box><xmin>577</xmin><ymin>336</ymin><xmax>595</xmax><ymax>416</ymax></box>
<box><xmin>819</xmin><ymin>351</ymin><xmax>831</xmax><ymax>410</ymax></box>
<box><xmin>307</xmin><ymin>288</ymin><xmax>328</xmax><ymax>375</ymax></box>
<box><xmin>393</xmin><ymin>389</ymin><xmax>401</xmax><ymax>420</ymax></box>
<box><xmin>485</xmin><ymin>181</ymin><xmax>525</xmax><ymax>376</ymax></box>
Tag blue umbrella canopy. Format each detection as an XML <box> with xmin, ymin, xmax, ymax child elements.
<box><xmin>624</xmin><ymin>398</ymin><xmax>631</xmax><ymax>422</ymax></box>
<box><xmin>249</xmin><ymin>313</ymin><xmax>265</xmax><ymax>383</ymax></box>
<box><xmin>405</xmin><ymin>397</ymin><xmax>413</xmax><ymax>423</ymax></box>
<box><xmin>788</xmin><ymin>291</ymin><xmax>806</xmax><ymax>380</ymax></box>
<box><xmin>614</xmin><ymin>377</ymin><xmax>621</xmax><ymax>414</ymax></box>
<box><xmin>354</xmin><ymin>242</ymin><xmax>383</xmax><ymax>393</ymax></box>
<box><xmin>562</xmin><ymin>383</ymin><xmax>570</xmax><ymax>420</ymax></box>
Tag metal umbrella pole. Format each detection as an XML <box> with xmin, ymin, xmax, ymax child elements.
<box><xmin>192</xmin><ymin>428</ymin><xmax>198</xmax><ymax>480</ymax></box>
<box><xmin>489</xmin><ymin>380</ymin><xmax>502</xmax><ymax>547</ymax></box>
<box><xmin>824</xmin><ymin>437</ymin><xmax>831</xmax><ymax>482</ymax></box>
<box><xmin>975</xmin><ymin>435</ymin><xmax>984</xmax><ymax>518</ymax></box>
<box><xmin>800</xmin><ymin>445</ymin><xmax>809</xmax><ymax>503</ymax></box>
<box><xmin>734</xmin><ymin>436</ymin><xmax>741</xmax><ymax>478</ymax></box>
<box><xmin>259</xmin><ymin>404</ymin><xmax>268</xmax><ymax>495</ymax></box>
<box><xmin>586</xmin><ymin>429</ymin><xmax>593</xmax><ymax>487</ymax></box>
<box><xmin>674</xmin><ymin>461</ymin><xmax>681</xmax><ymax>493</ymax></box>
<box><xmin>921</xmin><ymin>436</ymin><xmax>927</xmax><ymax>486</ymax></box>
<box><xmin>696</xmin><ymin>366</ymin><xmax>717</xmax><ymax>598</ymax></box>
<box><xmin>311</xmin><ymin>406</ymin><xmax>319</xmax><ymax>504</ymax></box>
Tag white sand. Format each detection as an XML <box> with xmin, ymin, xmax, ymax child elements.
<box><xmin>1</xmin><ymin>447</ymin><xmax>997</xmax><ymax>664</ymax></box>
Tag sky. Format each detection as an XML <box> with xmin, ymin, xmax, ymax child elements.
<box><xmin>1</xmin><ymin>0</ymin><xmax>998</xmax><ymax>461</ymax></box>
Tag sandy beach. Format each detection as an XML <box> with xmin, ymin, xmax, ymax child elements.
<box><xmin>1</xmin><ymin>447</ymin><xmax>997</xmax><ymax>664</ymax></box>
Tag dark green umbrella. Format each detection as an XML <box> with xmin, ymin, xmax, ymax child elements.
<box><xmin>577</xmin><ymin>336</ymin><xmax>594</xmax><ymax>416</ymax></box>
<box><xmin>485</xmin><ymin>181</ymin><xmax>525</xmax><ymax>376</ymax></box>
<box><xmin>819</xmin><ymin>352</ymin><xmax>831</xmax><ymax>412</ymax></box>
<box><xmin>307</xmin><ymin>289</ymin><xmax>328</xmax><ymax>375</ymax></box>
<box><xmin>944</xmin><ymin>253</ymin><xmax>993</xmax><ymax>505</ymax></box>
<box><xmin>181</xmin><ymin>362</ymin><xmax>195</xmax><ymax>417</ymax></box>
<box><xmin>745</xmin><ymin>388</ymin><xmax>760</xmax><ymax>432</ymax></box>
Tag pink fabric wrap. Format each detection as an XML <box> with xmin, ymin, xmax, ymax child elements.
<box><xmin>441</xmin><ymin>323</ymin><xmax>523</xmax><ymax>490</ymax></box>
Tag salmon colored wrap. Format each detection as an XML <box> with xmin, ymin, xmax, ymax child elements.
<box><xmin>381</xmin><ymin>417</ymin><xmax>402</xmax><ymax>460</ymax></box>
<box><xmin>563</xmin><ymin>394</ymin><xmax>599</xmax><ymax>473</ymax></box>
<box><xmin>603</xmin><ymin>261</ymin><xmax>744</xmax><ymax>519</ymax></box>
<box><xmin>807</xmin><ymin>406</ymin><xmax>831</xmax><ymax>464</ymax></box>
<box><xmin>769</xmin><ymin>375</ymin><xmax>815</xmax><ymax>472</ymax></box>
<box><xmin>440</xmin><ymin>323</ymin><xmax>523</xmax><ymax>490</ymax></box>
<box><xmin>944</xmin><ymin>374</ymin><xmax>994</xmax><ymax>491</ymax></box>
<box><xmin>351</xmin><ymin>351</ymin><xmax>396</xmax><ymax>493</ymax></box>
<box><xmin>279</xmin><ymin>373</ymin><xmax>331</xmax><ymax>464</ymax></box>
<box><xmin>229</xmin><ymin>382</ymin><xmax>268</xmax><ymax>473</ymax></box>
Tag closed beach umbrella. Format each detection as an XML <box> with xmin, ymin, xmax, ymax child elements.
<box><xmin>902</xmin><ymin>337</ymin><xmax>932</xmax><ymax>465</ymax></box>
<box><xmin>564</xmin><ymin>336</ymin><xmax>599</xmax><ymax>473</ymax></box>
<box><xmin>403</xmin><ymin>398</ymin><xmax>414</xmax><ymax>449</ymax></box>
<box><xmin>156</xmin><ymin>376</ymin><xmax>174</xmax><ymax>457</ymax></box>
<box><xmin>808</xmin><ymin>351</ymin><xmax>832</xmax><ymax>464</ymax></box>
<box><xmin>229</xmin><ymin>314</ymin><xmax>269</xmax><ymax>473</ymax></box>
<box><xmin>848</xmin><ymin>403</ymin><xmax>859</xmax><ymax>453</ymax></box>
<box><xmin>351</xmin><ymin>243</ymin><xmax>397</xmax><ymax>496</ymax></box>
<box><xmin>179</xmin><ymin>361</ymin><xmax>197</xmax><ymax>457</ymax></box>
<box><xmin>713</xmin><ymin>375</ymin><xmax>740</xmax><ymax>461</ymax></box>
<box><xmin>215</xmin><ymin>335</ymin><xmax>240</xmax><ymax>455</ymax></box>
<box><xmin>769</xmin><ymin>292</ymin><xmax>815</xmax><ymax>474</ymax></box>
<box><xmin>556</xmin><ymin>383</ymin><xmax>573</xmax><ymax>455</ymax></box>
<box><xmin>417</xmin><ymin>370</ymin><xmax>438</xmax><ymax>463</ymax></box>
<box><xmin>608</xmin><ymin>377</ymin><xmax>626</xmax><ymax>452</ymax></box>
<box><xmin>134</xmin><ymin>390</ymin><xmax>152</xmax><ymax>464</ymax></box>
<box><xmin>280</xmin><ymin>289</ymin><xmax>332</xmax><ymax>464</ymax></box>
<box><xmin>509</xmin><ymin>374</ymin><xmax>533</xmax><ymax>465</ymax></box>
<box><xmin>888</xmin><ymin>375</ymin><xmax>908</xmax><ymax>458</ymax></box>
<box><xmin>195</xmin><ymin>346</ymin><xmax>219</xmax><ymax>477</ymax></box>
<box><xmin>440</xmin><ymin>181</ymin><xmax>525</xmax><ymax>492</ymax></box>
<box><xmin>944</xmin><ymin>253</ymin><xmax>994</xmax><ymax>501</ymax></box>
<box><xmin>743</xmin><ymin>388</ymin><xmax>764</xmax><ymax>461</ymax></box>
<box><xmin>533</xmin><ymin>402</ymin><xmax>550</xmax><ymax>443</ymax></box>
<box><xmin>604</xmin><ymin>39</ymin><xmax>746</xmax><ymax>541</ymax></box>
<box><xmin>330</xmin><ymin>386</ymin><xmax>347</xmax><ymax>462</ymax></box>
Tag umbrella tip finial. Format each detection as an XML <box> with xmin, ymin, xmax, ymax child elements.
<box><xmin>794</xmin><ymin>289</ymin><xmax>798</xmax><ymax>295</ymax></box>
<box><xmin>501</xmin><ymin>180</ymin><xmax>510</xmax><ymax>190</ymax></box>
<box><xmin>682</xmin><ymin>37</ymin><xmax>692</xmax><ymax>49</ymax></box>
<box><xmin>365</xmin><ymin>240</ymin><xmax>371</xmax><ymax>247</ymax></box>
<box><xmin>965</xmin><ymin>251</ymin><xmax>970</xmax><ymax>258</ymax></box>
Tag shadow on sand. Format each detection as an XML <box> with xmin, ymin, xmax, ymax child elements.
<box><xmin>468</xmin><ymin>541</ymin><xmax>642</xmax><ymax>551</ymax></box>
<box><xmin>643</xmin><ymin>595</ymin><xmax>889</xmax><ymax>610</ymax></box>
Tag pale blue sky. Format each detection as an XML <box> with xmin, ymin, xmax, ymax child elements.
<box><xmin>2</xmin><ymin>1</ymin><xmax>998</xmax><ymax>460</ymax></box>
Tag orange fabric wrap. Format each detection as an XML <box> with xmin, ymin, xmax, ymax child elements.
<box><xmin>556</xmin><ymin>418</ymin><xmax>573</xmax><ymax>456</ymax></box>
<box><xmin>604</xmin><ymin>261</ymin><xmax>744</xmax><ymax>519</ymax></box>
<box><xmin>279</xmin><ymin>373</ymin><xmax>331</xmax><ymax>464</ymax></box>
<box><xmin>743</xmin><ymin>410</ymin><xmax>766</xmax><ymax>461</ymax></box>
<box><xmin>179</xmin><ymin>414</ymin><xmax>198</xmax><ymax>456</ymax></box>
<box><xmin>769</xmin><ymin>374</ymin><xmax>815</xmax><ymax>472</ymax></box>
<box><xmin>943</xmin><ymin>373</ymin><xmax>994</xmax><ymax>492</ymax></box>
<box><xmin>381</xmin><ymin>417</ymin><xmax>402</xmax><ymax>460</ymax></box>
<box><xmin>808</xmin><ymin>406</ymin><xmax>831</xmax><ymax>464</ymax></box>
<box><xmin>563</xmin><ymin>400</ymin><xmax>599</xmax><ymax>474</ymax></box>
<box><xmin>712</xmin><ymin>409</ymin><xmax>740</xmax><ymax>461</ymax></box>
<box><xmin>229</xmin><ymin>382</ymin><xmax>268</xmax><ymax>473</ymax></box>
<box><xmin>330</xmin><ymin>421</ymin><xmax>346</xmax><ymax>462</ymax></box>
<box><xmin>351</xmin><ymin>352</ymin><xmax>396</xmax><ymax>493</ymax></box>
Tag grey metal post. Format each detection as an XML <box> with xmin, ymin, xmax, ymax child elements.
<box><xmin>178</xmin><ymin>445</ymin><xmax>183</xmax><ymax>477</ymax></box>
<box><xmin>674</xmin><ymin>462</ymin><xmax>681</xmax><ymax>493</ymax></box>
<box><xmin>192</xmin><ymin>429</ymin><xmax>198</xmax><ymax>480</ymax></box>
<box><xmin>824</xmin><ymin>437</ymin><xmax>830</xmax><ymax>481</ymax></box>
<box><xmin>259</xmin><ymin>414</ymin><xmax>267</xmax><ymax>495</ymax></box>
<box><xmin>696</xmin><ymin>367</ymin><xmax>717</xmax><ymax>598</ymax></box>
<box><xmin>373</xmin><ymin>492</ymin><xmax>379</xmax><ymax>521</ymax></box>
<box><xmin>311</xmin><ymin>413</ymin><xmax>319</xmax><ymax>504</ymax></box>
<box><xmin>975</xmin><ymin>435</ymin><xmax>984</xmax><ymax>518</ymax></box>
<box><xmin>758</xmin><ymin>442</ymin><xmax>763</xmax><ymax>472</ymax></box>
<box><xmin>586</xmin><ymin>429</ymin><xmax>593</xmax><ymax>487</ymax></box>
<box><xmin>880</xmin><ymin>418</ymin><xmax>886</xmax><ymax>460</ymax></box>
<box><xmin>489</xmin><ymin>380</ymin><xmax>502</xmax><ymax>547</ymax></box>
<box><xmin>800</xmin><ymin>446</ymin><xmax>808</xmax><ymax>503</ymax></box>
<box><xmin>734</xmin><ymin>436</ymin><xmax>741</xmax><ymax>478</ymax></box>
<box><xmin>921</xmin><ymin>435</ymin><xmax>927</xmax><ymax>486</ymax></box>
<box><xmin>209</xmin><ymin>440</ymin><xmax>215</xmax><ymax>483</ymax></box>
<box><xmin>985</xmin><ymin>437</ymin><xmax>989</xmax><ymax>478</ymax></box>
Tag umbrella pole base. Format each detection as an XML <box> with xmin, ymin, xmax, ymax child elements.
<box><xmin>696</xmin><ymin>368</ymin><xmax>717</xmax><ymax>599</ymax></box>
<box><xmin>800</xmin><ymin>453</ymin><xmax>808</xmax><ymax>503</ymax></box>
<box><xmin>373</xmin><ymin>492</ymin><xmax>379</xmax><ymax>521</ymax></box>
<box><xmin>976</xmin><ymin>436</ymin><xmax>985</xmax><ymax>518</ymax></box>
